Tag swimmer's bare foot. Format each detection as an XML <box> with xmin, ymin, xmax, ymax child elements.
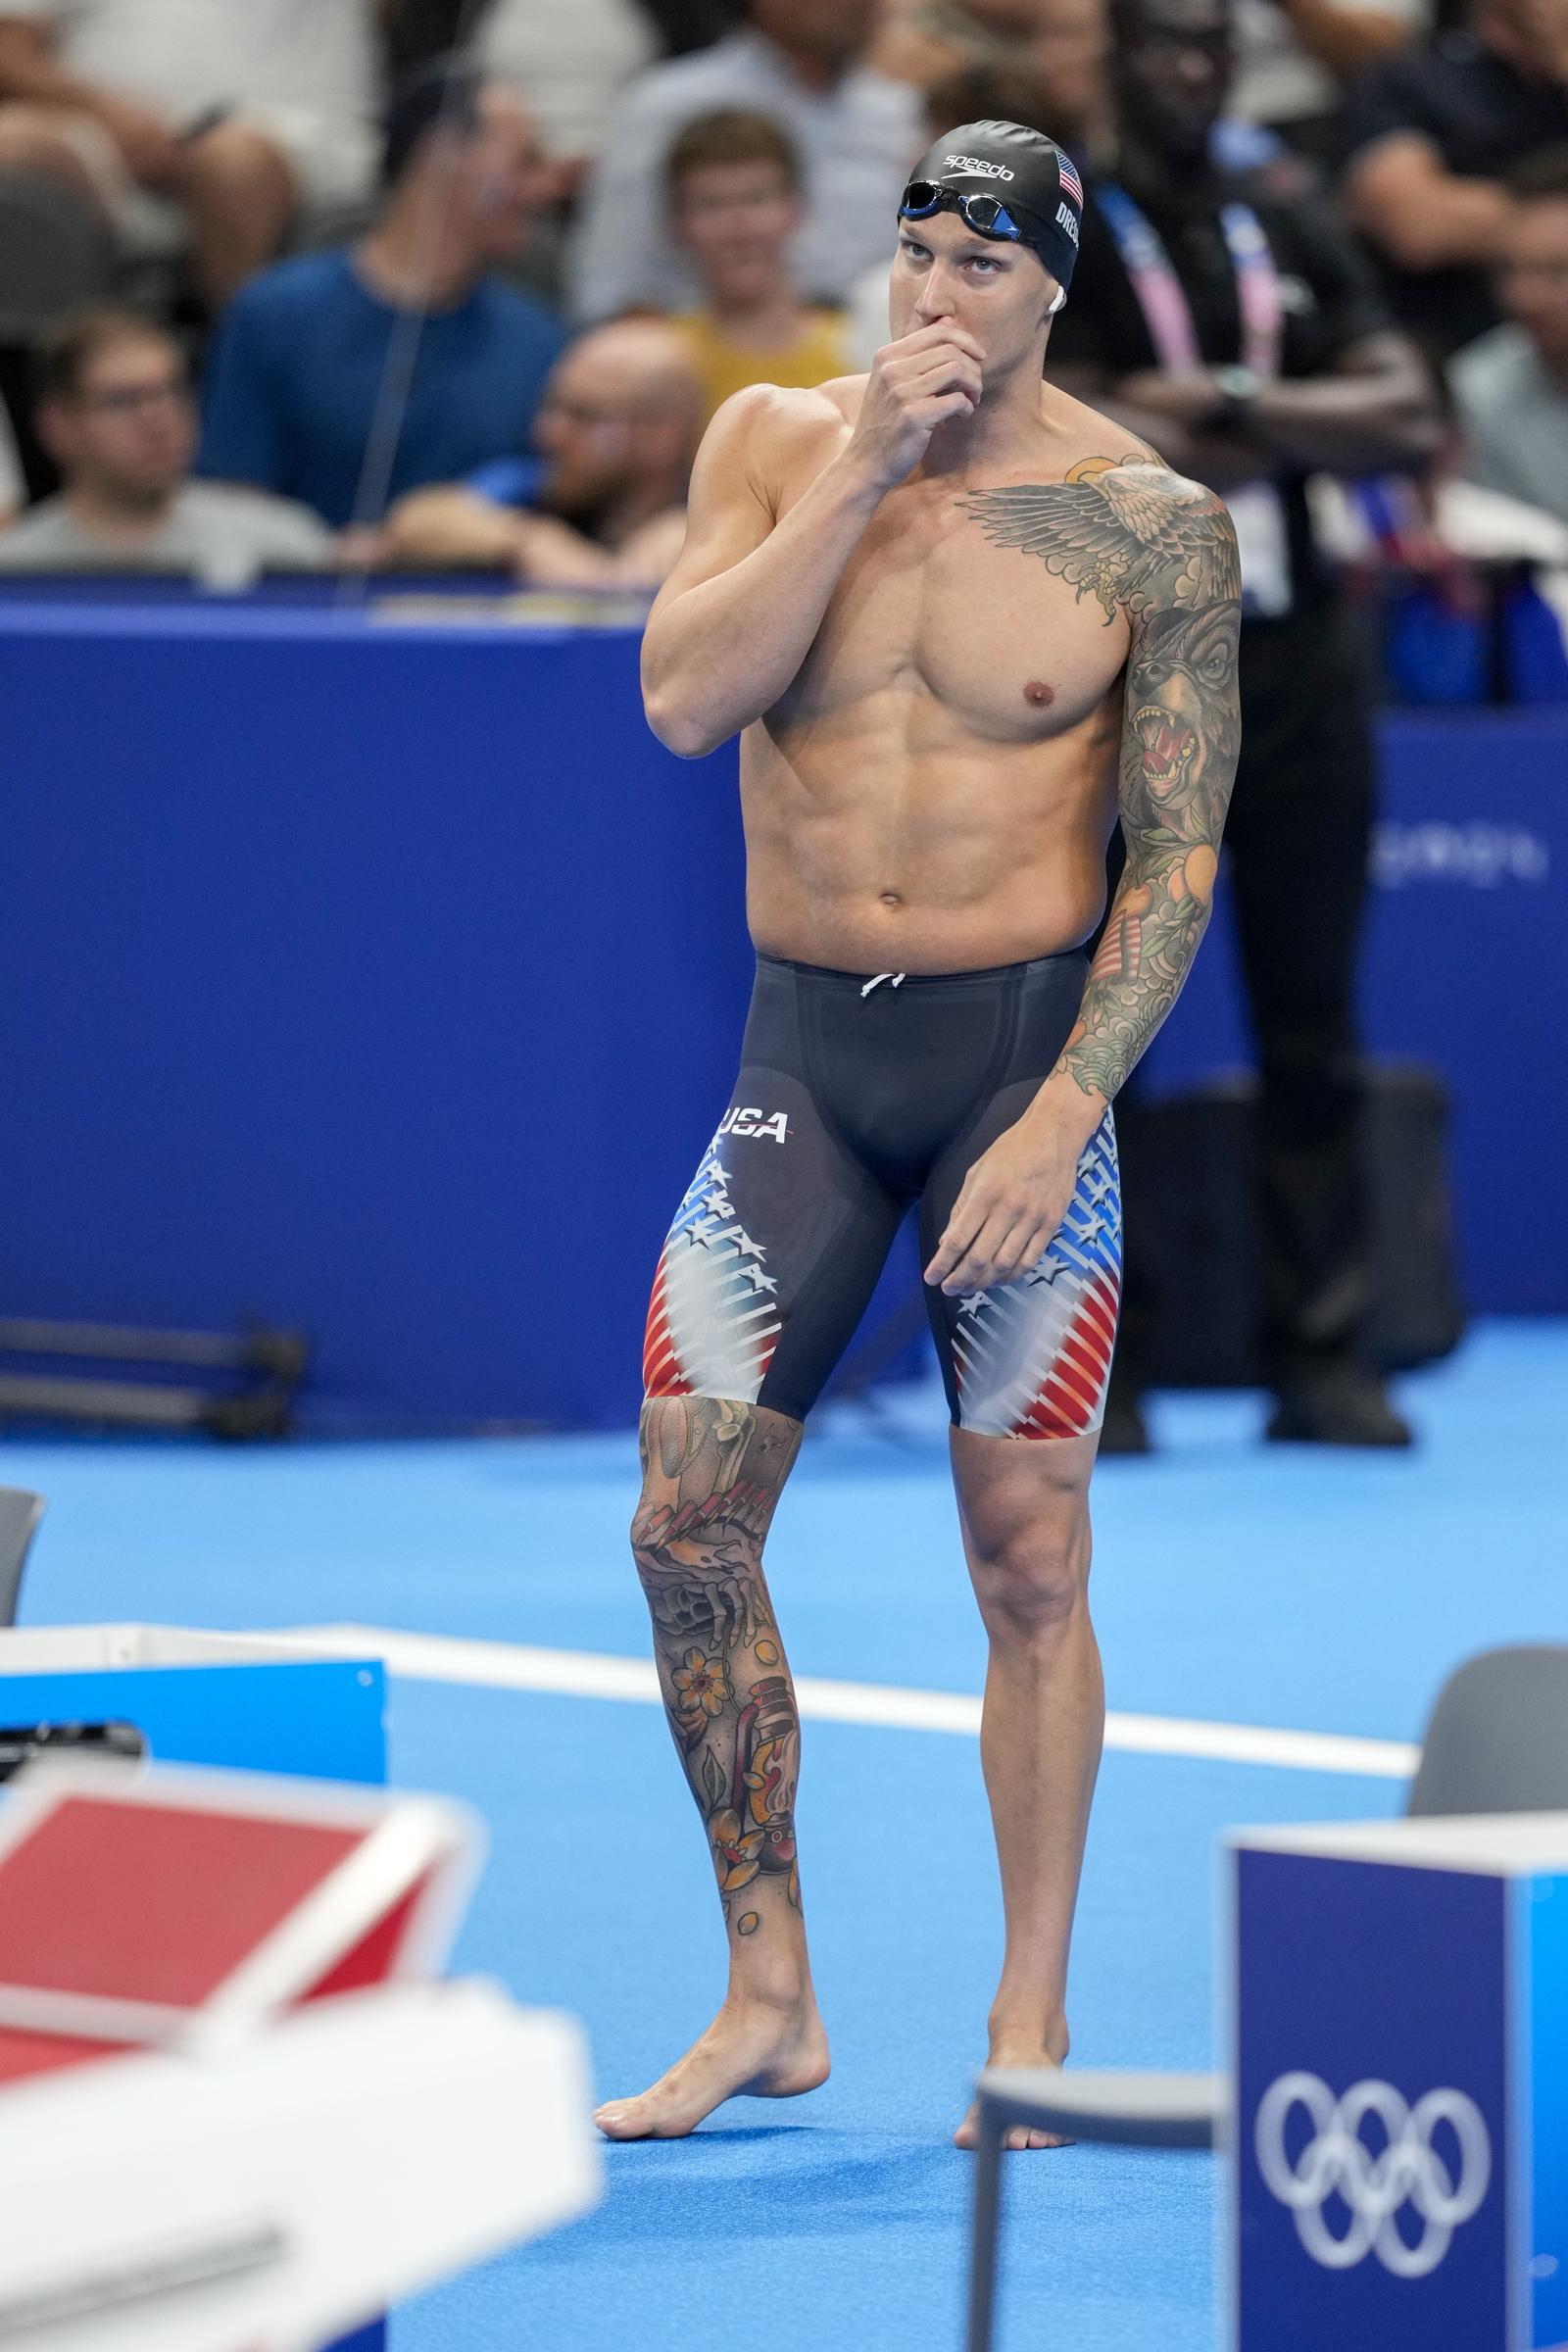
<box><xmin>954</xmin><ymin>2020</ymin><xmax>1073</xmax><ymax>2153</ymax></box>
<box><xmin>594</xmin><ymin>1989</ymin><xmax>830</xmax><ymax>2141</ymax></box>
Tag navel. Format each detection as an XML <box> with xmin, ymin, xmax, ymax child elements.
<box><xmin>1024</xmin><ymin>679</ymin><xmax>1055</xmax><ymax>708</ymax></box>
<box><xmin>880</xmin><ymin>890</ymin><xmax>904</xmax><ymax>909</ymax></box>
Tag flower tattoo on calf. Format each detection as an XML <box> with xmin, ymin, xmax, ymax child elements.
<box><xmin>671</xmin><ymin>1648</ymin><xmax>730</xmax><ymax>1751</ymax></box>
<box><xmin>961</xmin><ymin>456</ymin><xmax>1242</xmax><ymax>1106</ymax></box>
<box><xmin>633</xmin><ymin>1395</ymin><xmax>806</xmax><ymax>1932</ymax></box>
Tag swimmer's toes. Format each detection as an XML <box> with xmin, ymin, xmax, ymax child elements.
<box><xmin>593</xmin><ymin>2005</ymin><xmax>829</xmax><ymax>2141</ymax></box>
<box><xmin>954</xmin><ymin>2103</ymin><xmax>1075</xmax><ymax>2152</ymax></box>
<box><xmin>592</xmin><ymin>2094</ymin><xmax>692</xmax><ymax>2142</ymax></box>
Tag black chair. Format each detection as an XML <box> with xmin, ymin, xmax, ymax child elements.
<box><xmin>0</xmin><ymin>1486</ymin><xmax>44</xmax><ymax>1627</ymax></box>
<box><xmin>1406</xmin><ymin>1644</ymin><xmax>1568</xmax><ymax>1816</ymax></box>
<box><xmin>964</xmin><ymin>1644</ymin><xmax>1568</xmax><ymax>2350</ymax></box>
<box><xmin>965</xmin><ymin>2070</ymin><xmax>1226</xmax><ymax>2350</ymax></box>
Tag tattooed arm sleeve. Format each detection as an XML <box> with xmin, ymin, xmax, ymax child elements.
<box><xmin>962</xmin><ymin>460</ymin><xmax>1242</xmax><ymax>1105</ymax></box>
<box><xmin>1063</xmin><ymin>477</ymin><xmax>1241</xmax><ymax>1104</ymax></box>
<box><xmin>964</xmin><ymin>461</ymin><xmax>1242</xmax><ymax>1106</ymax></box>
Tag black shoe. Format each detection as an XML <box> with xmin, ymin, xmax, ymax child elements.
<box><xmin>1098</xmin><ymin>1383</ymin><xmax>1152</xmax><ymax>1455</ymax></box>
<box><xmin>1265</xmin><ymin>1364</ymin><xmax>1414</xmax><ymax>1448</ymax></box>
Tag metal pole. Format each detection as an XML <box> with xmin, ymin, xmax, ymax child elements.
<box><xmin>964</xmin><ymin>2093</ymin><xmax>1005</xmax><ymax>2352</ymax></box>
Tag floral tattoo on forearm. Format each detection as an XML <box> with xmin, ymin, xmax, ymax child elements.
<box><xmin>962</xmin><ymin>455</ymin><xmax>1242</xmax><ymax>1103</ymax></box>
<box><xmin>633</xmin><ymin>1396</ymin><xmax>804</xmax><ymax>1931</ymax></box>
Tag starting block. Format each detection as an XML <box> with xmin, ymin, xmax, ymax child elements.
<box><xmin>0</xmin><ymin>1754</ymin><xmax>474</xmax><ymax>2061</ymax></box>
<box><xmin>0</xmin><ymin>1624</ymin><xmax>387</xmax><ymax>1785</ymax></box>
<box><xmin>0</xmin><ymin>1756</ymin><xmax>599</xmax><ymax>2347</ymax></box>
<box><xmin>0</xmin><ymin>1624</ymin><xmax>392</xmax><ymax>2352</ymax></box>
<box><xmin>1230</xmin><ymin>1813</ymin><xmax>1568</xmax><ymax>2352</ymax></box>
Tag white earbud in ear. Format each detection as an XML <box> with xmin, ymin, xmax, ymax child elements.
<box><xmin>1048</xmin><ymin>284</ymin><xmax>1066</xmax><ymax>316</ymax></box>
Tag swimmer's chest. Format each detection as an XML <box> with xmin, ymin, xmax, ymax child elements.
<box><xmin>792</xmin><ymin>485</ymin><xmax>1132</xmax><ymax>741</ymax></box>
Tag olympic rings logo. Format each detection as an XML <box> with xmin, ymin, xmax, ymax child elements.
<box><xmin>1253</xmin><ymin>2073</ymin><xmax>1492</xmax><ymax>2278</ymax></box>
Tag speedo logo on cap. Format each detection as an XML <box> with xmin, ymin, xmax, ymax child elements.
<box><xmin>946</xmin><ymin>153</ymin><xmax>1013</xmax><ymax>179</ymax></box>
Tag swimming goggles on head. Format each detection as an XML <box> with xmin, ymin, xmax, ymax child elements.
<box><xmin>899</xmin><ymin>180</ymin><xmax>1022</xmax><ymax>241</ymax></box>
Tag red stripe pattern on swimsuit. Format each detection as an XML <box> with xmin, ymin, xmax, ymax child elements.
<box><xmin>949</xmin><ymin>1113</ymin><xmax>1122</xmax><ymax>1439</ymax></box>
<box><xmin>643</xmin><ymin>1142</ymin><xmax>783</xmax><ymax>1404</ymax></box>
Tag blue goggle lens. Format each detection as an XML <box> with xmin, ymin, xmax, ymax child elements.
<box><xmin>898</xmin><ymin>181</ymin><xmax>1021</xmax><ymax>241</ymax></box>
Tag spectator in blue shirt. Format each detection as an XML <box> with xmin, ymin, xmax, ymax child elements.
<box><xmin>374</xmin><ymin>317</ymin><xmax>703</xmax><ymax>587</ymax></box>
<box><xmin>198</xmin><ymin>61</ymin><xmax>566</xmax><ymax>530</ymax></box>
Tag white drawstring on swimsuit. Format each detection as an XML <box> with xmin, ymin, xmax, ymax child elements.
<box><xmin>860</xmin><ymin>972</ymin><xmax>906</xmax><ymax>998</ymax></box>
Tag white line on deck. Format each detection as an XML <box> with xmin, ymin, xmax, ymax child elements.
<box><xmin>280</xmin><ymin>1623</ymin><xmax>1416</xmax><ymax>1782</ymax></box>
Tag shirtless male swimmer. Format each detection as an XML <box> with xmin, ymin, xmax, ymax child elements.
<box><xmin>596</xmin><ymin>120</ymin><xmax>1242</xmax><ymax>2152</ymax></box>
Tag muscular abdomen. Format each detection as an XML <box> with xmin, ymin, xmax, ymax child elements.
<box><xmin>740</xmin><ymin>689</ymin><xmax>1122</xmax><ymax>974</ymax></box>
<box><xmin>735</xmin><ymin>476</ymin><xmax>1129</xmax><ymax>972</ymax></box>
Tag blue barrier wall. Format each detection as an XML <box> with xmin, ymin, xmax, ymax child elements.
<box><xmin>0</xmin><ymin>601</ymin><xmax>1560</xmax><ymax>1425</ymax></box>
<box><xmin>1</xmin><ymin>604</ymin><xmax>753</xmax><ymax>1430</ymax></box>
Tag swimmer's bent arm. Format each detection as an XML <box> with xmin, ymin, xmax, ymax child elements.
<box><xmin>642</xmin><ymin>331</ymin><xmax>984</xmax><ymax>758</ymax></box>
<box><xmin>640</xmin><ymin>392</ymin><xmax>877</xmax><ymax>758</ymax></box>
<box><xmin>927</xmin><ymin>466</ymin><xmax>1241</xmax><ymax>1297</ymax></box>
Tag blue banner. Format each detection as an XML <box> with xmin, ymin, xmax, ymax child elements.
<box><xmin>1234</xmin><ymin>1848</ymin><xmax>1509</xmax><ymax>2350</ymax></box>
<box><xmin>0</xmin><ymin>600</ymin><xmax>1560</xmax><ymax>1423</ymax></box>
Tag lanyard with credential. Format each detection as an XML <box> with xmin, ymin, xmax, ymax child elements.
<box><xmin>1095</xmin><ymin>184</ymin><xmax>1292</xmax><ymax>613</ymax></box>
<box><xmin>1096</xmin><ymin>185</ymin><xmax>1283</xmax><ymax>376</ymax></box>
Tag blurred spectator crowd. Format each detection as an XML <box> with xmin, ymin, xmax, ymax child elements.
<box><xmin>0</xmin><ymin>0</ymin><xmax>1565</xmax><ymax>605</ymax></box>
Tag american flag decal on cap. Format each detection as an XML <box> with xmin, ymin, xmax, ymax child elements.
<box><xmin>1056</xmin><ymin>154</ymin><xmax>1083</xmax><ymax>207</ymax></box>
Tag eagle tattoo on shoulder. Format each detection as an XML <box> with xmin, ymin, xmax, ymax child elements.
<box><xmin>958</xmin><ymin>455</ymin><xmax>1242</xmax><ymax>624</ymax></box>
<box><xmin>956</xmin><ymin>457</ymin><xmax>1242</xmax><ymax>1108</ymax></box>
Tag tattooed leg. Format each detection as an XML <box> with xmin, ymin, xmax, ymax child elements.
<box><xmin>636</xmin><ymin>1395</ymin><xmax>807</xmax><ymax>1962</ymax></box>
<box><xmin>946</xmin><ymin>1427</ymin><xmax>1103</xmax><ymax>2154</ymax></box>
<box><xmin>593</xmin><ymin>1395</ymin><xmax>830</xmax><ymax>2142</ymax></box>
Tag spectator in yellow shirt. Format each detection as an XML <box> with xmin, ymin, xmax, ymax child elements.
<box><xmin>665</xmin><ymin>109</ymin><xmax>851</xmax><ymax>426</ymax></box>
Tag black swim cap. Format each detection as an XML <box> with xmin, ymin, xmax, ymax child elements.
<box><xmin>903</xmin><ymin>119</ymin><xmax>1084</xmax><ymax>296</ymax></box>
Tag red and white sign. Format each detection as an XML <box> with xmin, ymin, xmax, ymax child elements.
<box><xmin>0</xmin><ymin>1758</ymin><xmax>476</xmax><ymax>2073</ymax></box>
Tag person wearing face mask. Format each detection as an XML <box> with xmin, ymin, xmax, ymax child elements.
<box><xmin>1046</xmin><ymin>0</ymin><xmax>1443</xmax><ymax>1448</ymax></box>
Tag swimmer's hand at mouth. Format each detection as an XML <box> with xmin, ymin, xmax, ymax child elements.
<box><xmin>841</xmin><ymin>324</ymin><xmax>985</xmax><ymax>495</ymax></box>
